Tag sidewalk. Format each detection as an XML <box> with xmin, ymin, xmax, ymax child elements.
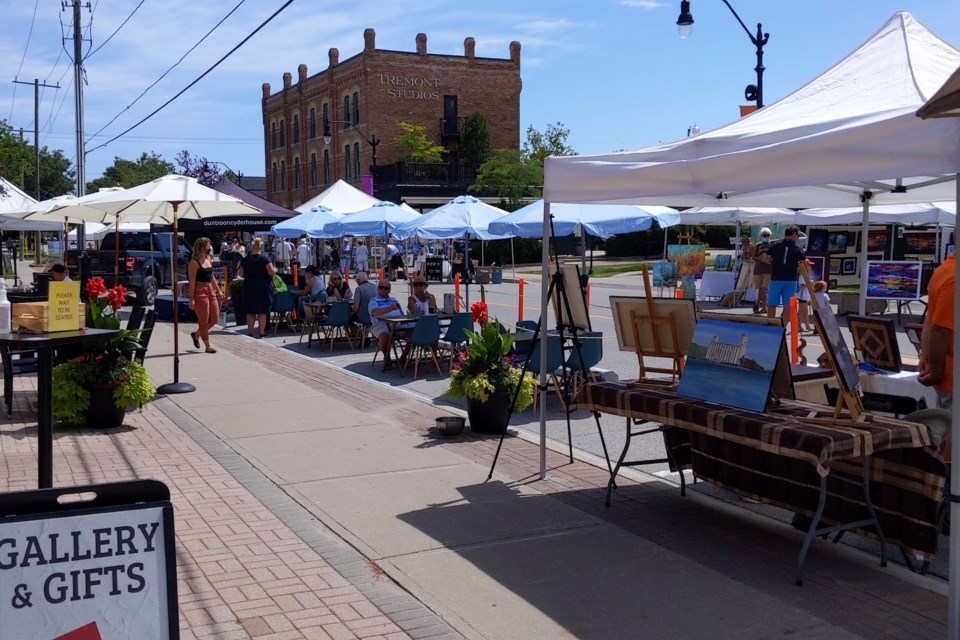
<box><xmin>0</xmin><ymin>318</ymin><xmax>949</xmax><ymax>639</ymax></box>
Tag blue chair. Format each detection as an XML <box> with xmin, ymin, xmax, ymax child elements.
<box><xmin>320</xmin><ymin>301</ymin><xmax>355</xmax><ymax>351</ymax></box>
<box><xmin>270</xmin><ymin>291</ymin><xmax>296</xmax><ymax>335</ymax></box>
<box><xmin>511</xmin><ymin>320</ymin><xmax>538</xmax><ymax>359</ymax></box>
<box><xmin>526</xmin><ymin>334</ymin><xmax>565</xmax><ymax>415</ymax></box>
<box><xmin>401</xmin><ymin>315</ymin><xmax>442</xmax><ymax>378</ymax></box>
<box><xmin>356</xmin><ymin>304</ymin><xmax>373</xmax><ymax>350</ymax></box>
<box><xmin>566</xmin><ymin>331</ymin><xmax>604</xmax><ymax>399</ymax></box>
<box><xmin>439</xmin><ymin>312</ymin><xmax>474</xmax><ymax>370</ymax></box>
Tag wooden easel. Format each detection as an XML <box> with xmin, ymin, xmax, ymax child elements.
<box><xmin>628</xmin><ymin>266</ymin><xmax>687</xmax><ymax>385</ymax></box>
<box><xmin>796</xmin><ymin>261</ymin><xmax>868</xmax><ymax>425</ymax></box>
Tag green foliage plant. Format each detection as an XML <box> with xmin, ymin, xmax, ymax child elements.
<box><xmin>391</xmin><ymin>122</ymin><xmax>445</xmax><ymax>162</ymax></box>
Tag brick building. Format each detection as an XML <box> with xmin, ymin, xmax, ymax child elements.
<box><xmin>262</xmin><ymin>29</ymin><xmax>522</xmax><ymax>209</ymax></box>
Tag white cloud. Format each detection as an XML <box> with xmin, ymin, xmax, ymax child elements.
<box><xmin>621</xmin><ymin>1</ymin><xmax>665</xmax><ymax>9</ymax></box>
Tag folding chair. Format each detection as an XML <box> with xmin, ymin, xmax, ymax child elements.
<box><xmin>527</xmin><ymin>334</ymin><xmax>565</xmax><ymax>415</ymax></box>
<box><xmin>320</xmin><ymin>301</ymin><xmax>354</xmax><ymax>351</ymax></box>
<box><xmin>270</xmin><ymin>291</ymin><xmax>296</xmax><ymax>335</ymax></box>
<box><xmin>125</xmin><ymin>306</ymin><xmax>146</xmax><ymax>333</ymax></box>
<box><xmin>401</xmin><ymin>315</ymin><xmax>442</xmax><ymax>378</ymax></box>
<box><xmin>438</xmin><ymin>312</ymin><xmax>474</xmax><ymax>370</ymax></box>
<box><xmin>566</xmin><ymin>331</ymin><xmax>604</xmax><ymax>401</ymax></box>
<box><xmin>134</xmin><ymin>310</ymin><xmax>158</xmax><ymax>365</ymax></box>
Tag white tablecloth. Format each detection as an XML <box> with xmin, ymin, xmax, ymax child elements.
<box><xmin>697</xmin><ymin>271</ymin><xmax>736</xmax><ymax>301</ymax></box>
<box><xmin>859</xmin><ymin>370</ymin><xmax>938</xmax><ymax>411</ymax></box>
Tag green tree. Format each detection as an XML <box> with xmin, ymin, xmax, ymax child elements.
<box><xmin>174</xmin><ymin>150</ymin><xmax>235</xmax><ymax>186</ymax></box>
<box><xmin>470</xmin><ymin>148</ymin><xmax>540</xmax><ymax>208</ymax></box>
<box><xmin>523</xmin><ymin>122</ymin><xmax>575</xmax><ymax>168</ymax></box>
<box><xmin>391</xmin><ymin>122</ymin><xmax>445</xmax><ymax>163</ymax></box>
<box><xmin>459</xmin><ymin>112</ymin><xmax>490</xmax><ymax>173</ymax></box>
<box><xmin>0</xmin><ymin>119</ymin><xmax>75</xmax><ymax>198</ymax></box>
<box><xmin>86</xmin><ymin>152</ymin><xmax>173</xmax><ymax>192</ymax></box>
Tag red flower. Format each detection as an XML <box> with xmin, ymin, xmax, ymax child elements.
<box><xmin>106</xmin><ymin>285</ymin><xmax>127</xmax><ymax>310</ymax></box>
<box><xmin>85</xmin><ymin>277</ymin><xmax>106</xmax><ymax>299</ymax></box>
<box><xmin>470</xmin><ymin>301</ymin><xmax>488</xmax><ymax>326</ymax></box>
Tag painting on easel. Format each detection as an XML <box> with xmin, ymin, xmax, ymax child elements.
<box><xmin>814</xmin><ymin>307</ymin><xmax>860</xmax><ymax>393</ymax></box>
<box><xmin>667</xmin><ymin>245</ymin><xmax>706</xmax><ymax>278</ymax></box>
<box><xmin>677</xmin><ymin>318</ymin><xmax>785</xmax><ymax>413</ymax></box>
<box><xmin>610</xmin><ymin>295</ymin><xmax>697</xmax><ymax>382</ymax></box>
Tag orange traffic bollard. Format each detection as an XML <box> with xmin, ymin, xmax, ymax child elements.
<box><xmin>675</xmin><ymin>288</ymin><xmax>683</xmax><ymax>299</ymax></box>
<box><xmin>293</xmin><ymin>264</ymin><xmax>299</xmax><ymax>287</ymax></box>
<box><xmin>586</xmin><ymin>283</ymin><xmax>591</xmax><ymax>308</ymax></box>
<box><xmin>378</xmin><ymin>267</ymin><xmax>384</xmax><ymax>281</ymax></box>
<box><xmin>518</xmin><ymin>278</ymin><xmax>524</xmax><ymax>322</ymax></box>
<box><xmin>454</xmin><ymin>273</ymin><xmax>461</xmax><ymax>312</ymax></box>
<box><xmin>790</xmin><ymin>296</ymin><xmax>799</xmax><ymax>363</ymax></box>
<box><xmin>343</xmin><ymin>266</ymin><xmax>349</xmax><ymax>283</ymax></box>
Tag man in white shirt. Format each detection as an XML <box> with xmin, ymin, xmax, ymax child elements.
<box><xmin>297</xmin><ymin>238</ymin><xmax>313</xmax><ymax>268</ymax></box>
<box><xmin>369</xmin><ymin>279</ymin><xmax>404</xmax><ymax>369</ymax></box>
<box><xmin>354</xmin><ymin>239</ymin><xmax>369</xmax><ymax>273</ymax></box>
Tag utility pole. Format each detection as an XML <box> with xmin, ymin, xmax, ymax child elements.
<box><xmin>12</xmin><ymin>78</ymin><xmax>60</xmax><ymax>199</ymax></box>
<box><xmin>67</xmin><ymin>0</ymin><xmax>90</xmax><ymax>197</ymax></box>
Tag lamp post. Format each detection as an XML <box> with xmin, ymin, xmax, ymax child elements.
<box><xmin>676</xmin><ymin>0</ymin><xmax>769</xmax><ymax>109</ymax></box>
<box><xmin>199</xmin><ymin>160</ymin><xmax>242</xmax><ymax>188</ymax></box>
<box><xmin>322</xmin><ymin>121</ymin><xmax>380</xmax><ymax>193</ymax></box>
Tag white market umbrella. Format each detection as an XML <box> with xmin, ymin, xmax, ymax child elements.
<box><xmin>40</xmin><ymin>175</ymin><xmax>261</xmax><ymax>394</ymax></box>
<box><xmin>271</xmin><ymin>205</ymin><xmax>344</xmax><ymax>239</ymax></box>
<box><xmin>323</xmin><ymin>201</ymin><xmax>419</xmax><ymax>238</ymax></box>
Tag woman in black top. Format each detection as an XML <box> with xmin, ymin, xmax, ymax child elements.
<box><xmin>238</xmin><ymin>237</ymin><xmax>278</xmax><ymax>338</ymax></box>
<box><xmin>188</xmin><ymin>237</ymin><xmax>225</xmax><ymax>353</ymax></box>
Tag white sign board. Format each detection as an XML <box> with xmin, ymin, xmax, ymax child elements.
<box><xmin>0</xmin><ymin>482</ymin><xmax>176</xmax><ymax>639</ymax></box>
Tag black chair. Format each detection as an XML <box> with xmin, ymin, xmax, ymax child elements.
<box><xmin>126</xmin><ymin>306</ymin><xmax>146</xmax><ymax>333</ymax></box>
<box><xmin>2</xmin><ymin>347</ymin><xmax>38</xmax><ymax>417</ymax></box>
<box><xmin>134</xmin><ymin>309</ymin><xmax>157</xmax><ymax>364</ymax></box>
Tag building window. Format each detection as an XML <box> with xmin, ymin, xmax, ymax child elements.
<box><xmin>272</xmin><ymin>162</ymin><xmax>278</xmax><ymax>191</ymax></box>
<box><xmin>343</xmin><ymin>96</ymin><xmax>350</xmax><ymax>130</ymax></box>
<box><xmin>271</xmin><ymin>123</ymin><xmax>277</xmax><ymax>150</ymax></box>
<box><xmin>293</xmin><ymin>157</ymin><xmax>301</xmax><ymax>189</ymax></box>
<box><xmin>354</xmin><ymin>142</ymin><xmax>361</xmax><ymax>177</ymax></box>
<box><xmin>323</xmin><ymin>149</ymin><xmax>330</xmax><ymax>184</ymax></box>
<box><xmin>279</xmin><ymin>119</ymin><xmax>286</xmax><ymax>147</ymax></box>
<box><xmin>322</xmin><ymin>103</ymin><xmax>329</xmax><ymax>132</ymax></box>
<box><xmin>309</xmin><ymin>108</ymin><xmax>316</xmax><ymax>139</ymax></box>
<box><xmin>352</xmin><ymin>92</ymin><xmax>359</xmax><ymax>125</ymax></box>
<box><xmin>293</xmin><ymin>114</ymin><xmax>300</xmax><ymax>144</ymax></box>
<box><xmin>344</xmin><ymin>145</ymin><xmax>351</xmax><ymax>180</ymax></box>
<box><xmin>310</xmin><ymin>152</ymin><xmax>317</xmax><ymax>187</ymax></box>
<box><xmin>280</xmin><ymin>160</ymin><xmax>286</xmax><ymax>190</ymax></box>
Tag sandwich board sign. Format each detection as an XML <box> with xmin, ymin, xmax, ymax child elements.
<box><xmin>0</xmin><ymin>480</ymin><xmax>178</xmax><ymax>639</ymax></box>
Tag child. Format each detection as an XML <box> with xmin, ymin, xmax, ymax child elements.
<box><xmin>796</xmin><ymin>280</ymin><xmax>830</xmax><ymax>333</ymax></box>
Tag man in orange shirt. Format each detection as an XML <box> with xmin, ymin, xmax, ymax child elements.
<box><xmin>919</xmin><ymin>254</ymin><xmax>954</xmax><ymax>411</ymax></box>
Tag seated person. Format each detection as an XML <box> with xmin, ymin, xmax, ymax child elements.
<box><xmin>325</xmin><ymin>272</ymin><xmax>352</xmax><ymax>302</ymax></box>
<box><xmin>407</xmin><ymin>275</ymin><xmax>437</xmax><ymax>316</ymax></box>
<box><xmin>50</xmin><ymin>264</ymin><xmax>71</xmax><ymax>282</ymax></box>
<box><xmin>351</xmin><ymin>270</ymin><xmax>377</xmax><ymax>323</ymax></box>
<box><xmin>289</xmin><ymin>265</ymin><xmax>326</xmax><ymax>321</ymax></box>
<box><xmin>369</xmin><ymin>280</ymin><xmax>405</xmax><ymax>369</ymax></box>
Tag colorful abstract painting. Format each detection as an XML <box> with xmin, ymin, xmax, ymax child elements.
<box><xmin>865</xmin><ymin>261</ymin><xmax>923</xmax><ymax>299</ymax></box>
<box><xmin>667</xmin><ymin>244</ymin><xmax>706</xmax><ymax>279</ymax></box>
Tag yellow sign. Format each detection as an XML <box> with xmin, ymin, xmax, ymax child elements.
<box><xmin>48</xmin><ymin>281</ymin><xmax>82</xmax><ymax>332</ymax></box>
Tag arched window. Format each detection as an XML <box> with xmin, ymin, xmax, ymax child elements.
<box><xmin>310</xmin><ymin>152</ymin><xmax>317</xmax><ymax>187</ymax></box>
<box><xmin>309</xmin><ymin>108</ymin><xmax>316</xmax><ymax>139</ymax></box>
<box><xmin>271</xmin><ymin>123</ymin><xmax>277</xmax><ymax>150</ymax></box>
<box><xmin>292</xmin><ymin>115</ymin><xmax>300</xmax><ymax>144</ymax></box>
<box><xmin>293</xmin><ymin>157</ymin><xmax>301</xmax><ymax>189</ymax></box>
<box><xmin>344</xmin><ymin>145</ymin><xmax>351</xmax><ymax>180</ymax></box>
<box><xmin>343</xmin><ymin>96</ymin><xmax>350</xmax><ymax>130</ymax></box>
<box><xmin>279</xmin><ymin>119</ymin><xmax>286</xmax><ymax>147</ymax></box>
<box><xmin>354</xmin><ymin>142</ymin><xmax>361</xmax><ymax>177</ymax></box>
<box><xmin>323</xmin><ymin>150</ymin><xmax>330</xmax><ymax>184</ymax></box>
<box><xmin>280</xmin><ymin>160</ymin><xmax>286</xmax><ymax>190</ymax></box>
<box><xmin>272</xmin><ymin>162</ymin><xmax>278</xmax><ymax>191</ymax></box>
<box><xmin>352</xmin><ymin>92</ymin><xmax>359</xmax><ymax>125</ymax></box>
<box><xmin>322</xmin><ymin>103</ymin><xmax>329</xmax><ymax>131</ymax></box>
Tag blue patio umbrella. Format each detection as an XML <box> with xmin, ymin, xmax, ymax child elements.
<box><xmin>270</xmin><ymin>205</ymin><xmax>344</xmax><ymax>239</ymax></box>
<box><xmin>487</xmin><ymin>200</ymin><xmax>680</xmax><ymax>238</ymax></box>
<box><xmin>392</xmin><ymin>195</ymin><xmax>509</xmax><ymax>240</ymax></box>
<box><xmin>322</xmin><ymin>201</ymin><xmax>419</xmax><ymax>238</ymax></box>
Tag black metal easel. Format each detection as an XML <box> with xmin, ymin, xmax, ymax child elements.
<box><xmin>487</xmin><ymin>216</ymin><xmax>614</xmax><ymax>480</ymax></box>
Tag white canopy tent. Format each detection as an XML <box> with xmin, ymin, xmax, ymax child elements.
<box><xmin>294</xmin><ymin>179</ymin><xmax>380</xmax><ymax>214</ymax></box>
<box><xmin>677</xmin><ymin>207</ymin><xmax>794</xmax><ymax>226</ymax></box>
<box><xmin>795</xmin><ymin>202</ymin><xmax>956</xmax><ymax>227</ymax></box>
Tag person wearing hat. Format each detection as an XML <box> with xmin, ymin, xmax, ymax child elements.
<box><xmin>407</xmin><ymin>275</ymin><xmax>437</xmax><ymax>317</ymax></box>
<box><xmin>749</xmin><ymin>228</ymin><xmax>774</xmax><ymax>314</ymax></box>
<box><xmin>289</xmin><ymin>264</ymin><xmax>326</xmax><ymax>321</ymax></box>
<box><xmin>49</xmin><ymin>264</ymin><xmax>71</xmax><ymax>282</ymax></box>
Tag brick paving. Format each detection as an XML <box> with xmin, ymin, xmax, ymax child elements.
<box><xmin>0</xmin><ymin>323</ymin><xmax>949</xmax><ymax>639</ymax></box>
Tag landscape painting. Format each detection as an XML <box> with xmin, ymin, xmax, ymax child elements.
<box><xmin>905</xmin><ymin>231</ymin><xmax>937</xmax><ymax>254</ymax></box>
<box><xmin>677</xmin><ymin>318</ymin><xmax>785</xmax><ymax>413</ymax></box>
<box><xmin>867</xmin><ymin>229</ymin><xmax>889</xmax><ymax>252</ymax></box>
<box><xmin>865</xmin><ymin>261</ymin><xmax>923</xmax><ymax>300</ymax></box>
<box><xmin>667</xmin><ymin>244</ymin><xmax>706</xmax><ymax>279</ymax></box>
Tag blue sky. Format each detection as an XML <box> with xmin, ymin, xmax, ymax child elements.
<box><xmin>2</xmin><ymin>1</ymin><xmax>958</xmax><ymax>192</ymax></box>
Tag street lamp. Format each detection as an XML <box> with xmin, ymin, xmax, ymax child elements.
<box><xmin>200</xmin><ymin>160</ymin><xmax>242</xmax><ymax>187</ymax></box>
<box><xmin>676</xmin><ymin>0</ymin><xmax>769</xmax><ymax>109</ymax></box>
<box><xmin>322</xmin><ymin>121</ymin><xmax>380</xmax><ymax>179</ymax></box>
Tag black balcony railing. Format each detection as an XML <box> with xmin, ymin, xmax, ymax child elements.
<box><xmin>373</xmin><ymin>161</ymin><xmax>477</xmax><ymax>201</ymax></box>
<box><xmin>440</xmin><ymin>116</ymin><xmax>465</xmax><ymax>139</ymax></box>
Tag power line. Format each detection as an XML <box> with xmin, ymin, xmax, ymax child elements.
<box><xmin>86</xmin><ymin>0</ymin><xmax>146</xmax><ymax>60</ymax></box>
<box><xmin>7</xmin><ymin>0</ymin><xmax>42</xmax><ymax>121</ymax></box>
<box><xmin>85</xmin><ymin>0</ymin><xmax>246</xmax><ymax>144</ymax></box>
<box><xmin>87</xmin><ymin>0</ymin><xmax>294</xmax><ymax>154</ymax></box>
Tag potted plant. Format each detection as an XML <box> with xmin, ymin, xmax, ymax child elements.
<box><xmin>51</xmin><ymin>278</ymin><xmax>155</xmax><ymax>427</ymax></box>
<box><xmin>230</xmin><ymin>277</ymin><xmax>244</xmax><ymax>325</ymax></box>
<box><xmin>444</xmin><ymin>301</ymin><xmax>535</xmax><ymax>434</ymax></box>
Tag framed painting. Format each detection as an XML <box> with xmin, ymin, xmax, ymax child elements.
<box><xmin>651</xmin><ymin>261</ymin><xmax>677</xmax><ymax>286</ymax></box>
<box><xmin>699</xmin><ymin>312</ymin><xmax>794</xmax><ymax>400</ymax></box>
<box><xmin>829</xmin><ymin>258</ymin><xmax>842</xmax><ymax>275</ymax></box>
<box><xmin>905</xmin><ymin>231</ymin><xmax>937</xmax><ymax>254</ymax></box>
<box><xmin>677</xmin><ymin>317</ymin><xmax>785</xmax><ymax>413</ymax></box>
<box><xmin>667</xmin><ymin>244</ymin><xmax>706</xmax><ymax>278</ymax></box>
<box><xmin>807</xmin><ymin>229</ymin><xmax>829</xmax><ymax>254</ymax></box>
<box><xmin>841</xmin><ymin>256</ymin><xmax>857</xmax><ymax>275</ymax></box>
<box><xmin>865</xmin><ymin>261</ymin><xmax>923</xmax><ymax>300</ymax></box>
<box><xmin>813</xmin><ymin>307</ymin><xmax>860</xmax><ymax>393</ymax></box>
<box><xmin>867</xmin><ymin>229</ymin><xmax>888</xmax><ymax>252</ymax></box>
<box><xmin>827</xmin><ymin>231</ymin><xmax>849</xmax><ymax>253</ymax></box>
<box><xmin>802</xmin><ymin>255</ymin><xmax>827</xmax><ymax>283</ymax></box>
<box><xmin>847</xmin><ymin>314</ymin><xmax>903</xmax><ymax>372</ymax></box>
<box><xmin>713</xmin><ymin>254</ymin><xmax>732</xmax><ymax>271</ymax></box>
<box><xmin>610</xmin><ymin>296</ymin><xmax>697</xmax><ymax>357</ymax></box>
<box><xmin>551</xmin><ymin>263</ymin><xmax>591</xmax><ymax>331</ymax></box>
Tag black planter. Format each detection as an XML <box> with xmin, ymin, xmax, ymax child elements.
<box><xmin>231</xmin><ymin>289</ymin><xmax>244</xmax><ymax>326</ymax></box>
<box><xmin>84</xmin><ymin>384</ymin><xmax>126</xmax><ymax>429</ymax></box>
<box><xmin>466</xmin><ymin>385</ymin><xmax>511</xmax><ymax>435</ymax></box>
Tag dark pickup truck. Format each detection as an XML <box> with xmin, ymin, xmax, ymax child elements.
<box><xmin>65</xmin><ymin>232</ymin><xmax>192</xmax><ymax>306</ymax></box>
